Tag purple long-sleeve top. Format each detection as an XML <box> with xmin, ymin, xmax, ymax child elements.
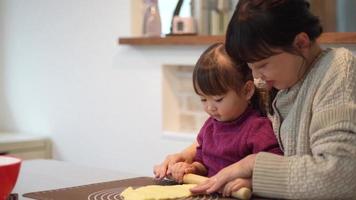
<box><xmin>195</xmin><ymin>107</ymin><xmax>283</xmax><ymax>177</ymax></box>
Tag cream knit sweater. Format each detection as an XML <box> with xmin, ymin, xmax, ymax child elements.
<box><xmin>253</xmin><ymin>48</ymin><xmax>356</xmax><ymax>199</ymax></box>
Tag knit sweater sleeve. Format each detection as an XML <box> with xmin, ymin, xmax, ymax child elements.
<box><xmin>252</xmin><ymin>50</ymin><xmax>356</xmax><ymax>199</ymax></box>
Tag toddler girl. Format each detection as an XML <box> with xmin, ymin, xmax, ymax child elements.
<box><xmin>157</xmin><ymin>43</ymin><xmax>282</xmax><ymax>183</ymax></box>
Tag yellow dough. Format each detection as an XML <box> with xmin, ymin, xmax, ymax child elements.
<box><xmin>120</xmin><ymin>184</ymin><xmax>197</xmax><ymax>200</ymax></box>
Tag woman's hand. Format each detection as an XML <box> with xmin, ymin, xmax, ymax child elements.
<box><xmin>153</xmin><ymin>153</ymin><xmax>187</xmax><ymax>180</ymax></box>
<box><xmin>222</xmin><ymin>178</ymin><xmax>252</xmax><ymax>197</ymax></box>
<box><xmin>190</xmin><ymin>154</ymin><xmax>256</xmax><ymax>194</ymax></box>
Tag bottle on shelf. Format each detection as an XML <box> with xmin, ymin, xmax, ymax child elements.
<box><xmin>142</xmin><ymin>0</ymin><xmax>162</xmax><ymax>37</ymax></box>
<box><xmin>210</xmin><ymin>0</ymin><xmax>233</xmax><ymax>35</ymax></box>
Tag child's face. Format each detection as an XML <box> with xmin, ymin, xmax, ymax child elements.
<box><xmin>199</xmin><ymin>89</ymin><xmax>249</xmax><ymax>122</ymax></box>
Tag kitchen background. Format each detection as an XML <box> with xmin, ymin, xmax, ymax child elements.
<box><xmin>0</xmin><ymin>0</ymin><xmax>355</xmax><ymax>176</ymax></box>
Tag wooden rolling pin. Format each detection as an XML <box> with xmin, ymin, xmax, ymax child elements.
<box><xmin>183</xmin><ymin>173</ymin><xmax>252</xmax><ymax>200</ymax></box>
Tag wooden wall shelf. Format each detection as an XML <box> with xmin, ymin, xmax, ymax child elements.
<box><xmin>119</xmin><ymin>35</ymin><xmax>224</xmax><ymax>45</ymax></box>
<box><xmin>119</xmin><ymin>32</ymin><xmax>356</xmax><ymax>46</ymax></box>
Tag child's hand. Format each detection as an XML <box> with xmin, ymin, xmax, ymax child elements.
<box><xmin>153</xmin><ymin>142</ymin><xmax>198</xmax><ymax>180</ymax></box>
<box><xmin>153</xmin><ymin>153</ymin><xmax>186</xmax><ymax>180</ymax></box>
<box><xmin>169</xmin><ymin>162</ymin><xmax>196</xmax><ymax>183</ymax></box>
<box><xmin>222</xmin><ymin>178</ymin><xmax>252</xmax><ymax>197</ymax></box>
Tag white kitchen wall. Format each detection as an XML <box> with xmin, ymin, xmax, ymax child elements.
<box><xmin>0</xmin><ymin>0</ymin><xmax>208</xmax><ymax>175</ymax></box>
<box><xmin>0</xmin><ymin>2</ymin><xmax>6</xmax><ymax>128</ymax></box>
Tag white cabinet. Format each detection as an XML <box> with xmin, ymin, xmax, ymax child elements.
<box><xmin>0</xmin><ymin>133</ymin><xmax>52</xmax><ymax>160</ymax></box>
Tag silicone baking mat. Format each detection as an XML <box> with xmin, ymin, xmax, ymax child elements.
<box><xmin>23</xmin><ymin>177</ymin><xmax>245</xmax><ymax>200</ymax></box>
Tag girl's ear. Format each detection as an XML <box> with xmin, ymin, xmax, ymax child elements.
<box><xmin>243</xmin><ymin>80</ymin><xmax>255</xmax><ymax>101</ymax></box>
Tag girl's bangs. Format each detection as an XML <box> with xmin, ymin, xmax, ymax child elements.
<box><xmin>194</xmin><ymin>66</ymin><xmax>229</xmax><ymax>96</ymax></box>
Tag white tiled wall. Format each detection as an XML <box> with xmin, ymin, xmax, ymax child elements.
<box><xmin>162</xmin><ymin>65</ymin><xmax>208</xmax><ymax>134</ymax></box>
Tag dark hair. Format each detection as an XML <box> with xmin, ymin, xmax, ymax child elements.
<box><xmin>225</xmin><ymin>0</ymin><xmax>323</xmax><ymax>63</ymax></box>
<box><xmin>225</xmin><ymin>0</ymin><xmax>323</xmax><ymax>115</ymax></box>
<box><xmin>193</xmin><ymin>43</ymin><xmax>267</xmax><ymax>116</ymax></box>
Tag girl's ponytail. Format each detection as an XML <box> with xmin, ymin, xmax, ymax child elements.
<box><xmin>251</xmin><ymin>87</ymin><xmax>278</xmax><ymax>116</ymax></box>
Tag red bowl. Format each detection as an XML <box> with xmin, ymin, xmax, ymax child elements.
<box><xmin>0</xmin><ymin>156</ymin><xmax>21</xmax><ymax>200</ymax></box>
